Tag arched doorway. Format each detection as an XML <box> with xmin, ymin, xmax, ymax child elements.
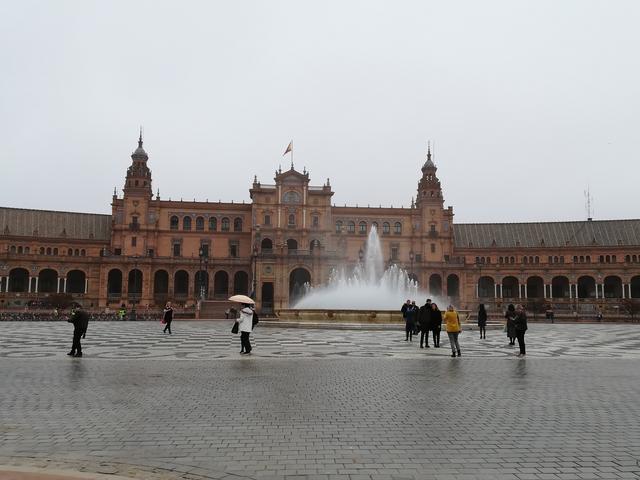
<box><xmin>38</xmin><ymin>269</ymin><xmax>58</xmax><ymax>293</ymax></box>
<box><xmin>447</xmin><ymin>274</ymin><xmax>459</xmax><ymax>297</ymax></box>
<box><xmin>174</xmin><ymin>270</ymin><xmax>189</xmax><ymax>298</ymax></box>
<box><xmin>502</xmin><ymin>276</ymin><xmax>519</xmax><ymax>299</ymax></box>
<box><xmin>526</xmin><ymin>276</ymin><xmax>544</xmax><ymax>298</ymax></box>
<box><xmin>234</xmin><ymin>271</ymin><xmax>249</xmax><ymax>295</ymax></box>
<box><xmin>261</xmin><ymin>238</ymin><xmax>273</xmax><ymax>252</ymax></box>
<box><xmin>429</xmin><ymin>274</ymin><xmax>442</xmax><ymax>296</ymax></box>
<box><xmin>604</xmin><ymin>276</ymin><xmax>622</xmax><ymax>298</ymax></box>
<box><xmin>66</xmin><ymin>270</ymin><xmax>86</xmax><ymax>294</ymax></box>
<box><xmin>578</xmin><ymin>276</ymin><xmax>596</xmax><ymax>298</ymax></box>
<box><xmin>128</xmin><ymin>269</ymin><xmax>143</xmax><ymax>299</ymax></box>
<box><xmin>552</xmin><ymin>276</ymin><xmax>570</xmax><ymax>298</ymax></box>
<box><xmin>631</xmin><ymin>276</ymin><xmax>640</xmax><ymax>298</ymax></box>
<box><xmin>195</xmin><ymin>270</ymin><xmax>209</xmax><ymax>299</ymax></box>
<box><xmin>261</xmin><ymin>282</ymin><xmax>274</xmax><ymax>313</ymax></box>
<box><xmin>478</xmin><ymin>276</ymin><xmax>495</xmax><ymax>298</ymax></box>
<box><xmin>154</xmin><ymin>270</ymin><xmax>169</xmax><ymax>295</ymax></box>
<box><xmin>8</xmin><ymin>268</ymin><xmax>29</xmax><ymax>293</ymax></box>
<box><xmin>214</xmin><ymin>271</ymin><xmax>229</xmax><ymax>298</ymax></box>
<box><xmin>107</xmin><ymin>269</ymin><xmax>122</xmax><ymax>297</ymax></box>
<box><xmin>289</xmin><ymin>268</ymin><xmax>311</xmax><ymax>306</ymax></box>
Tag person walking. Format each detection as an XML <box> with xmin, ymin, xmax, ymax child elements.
<box><xmin>505</xmin><ymin>304</ymin><xmax>517</xmax><ymax>345</ymax></box>
<box><xmin>419</xmin><ymin>299</ymin><xmax>432</xmax><ymax>348</ymax></box>
<box><xmin>67</xmin><ymin>307</ymin><xmax>89</xmax><ymax>357</ymax></box>
<box><xmin>477</xmin><ymin>304</ymin><xmax>487</xmax><ymax>339</ymax></box>
<box><xmin>431</xmin><ymin>303</ymin><xmax>442</xmax><ymax>347</ymax></box>
<box><xmin>401</xmin><ymin>299</ymin><xmax>413</xmax><ymax>341</ymax></box>
<box><xmin>444</xmin><ymin>305</ymin><xmax>462</xmax><ymax>357</ymax></box>
<box><xmin>162</xmin><ymin>302</ymin><xmax>174</xmax><ymax>334</ymax></box>
<box><xmin>514</xmin><ymin>304</ymin><xmax>528</xmax><ymax>357</ymax></box>
<box><xmin>237</xmin><ymin>303</ymin><xmax>254</xmax><ymax>354</ymax></box>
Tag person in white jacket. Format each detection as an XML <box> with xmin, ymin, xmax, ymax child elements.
<box><xmin>237</xmin><ymin>304</ymin><xmax>254</xmax><ymax>354</ymax></box>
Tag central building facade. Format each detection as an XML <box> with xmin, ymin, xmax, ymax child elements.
<box><xmin>1</xmin><ymin>137</ymin><xmax>639</xmax><ymax>315</ymax></box>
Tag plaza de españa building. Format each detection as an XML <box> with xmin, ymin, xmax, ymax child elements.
<box><xmin>1</xmin><ymin>136</ymin><xmax>640</xmax><ymax>316</ymax></box>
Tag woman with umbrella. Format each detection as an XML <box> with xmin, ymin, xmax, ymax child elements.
<box><xmin>229</xmin><ymin>295</ymin><xmax>255</xmax><ymax>354</ymax></box>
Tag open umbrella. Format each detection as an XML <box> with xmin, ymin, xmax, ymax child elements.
<box><xmin>228</xmin><ymin>294</ymin><xmax>255</xmax><ymax>305</ymax></box>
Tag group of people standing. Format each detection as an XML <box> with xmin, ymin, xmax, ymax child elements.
<box><xmin>504</xmin><ymin>303</ymin><xmax>528</xmax><ymax>357</ymax></box>
<box><xmin>401</xmin><ymin>299</ymin><xmax>463</xmax><ymax>357</ymax></box>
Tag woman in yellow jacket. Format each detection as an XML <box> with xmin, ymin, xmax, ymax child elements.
<box><xmin>443</xmin><ymin>305</ymin><xmax>462</xmax><ymax>357</ymax></box>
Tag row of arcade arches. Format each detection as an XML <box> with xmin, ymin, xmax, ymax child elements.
<box><xmin>106</xmin><ymin>269</ymin><xmax>250</xmax><ymax>298</ymax></box>
<box><xmin>2</xmin><ymin>268</ymin><xmax>86</xmax><ymax>293</ymax></box>
<box><xmin>477</xmin><ymin>275</ymin><xmax>640</xmax><ymax>298</ymax></box>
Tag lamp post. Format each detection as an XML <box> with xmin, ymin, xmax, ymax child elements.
<box><xmin>130</xmin><ymin>256</ymin><xmax>139</xmax><ymax>321</ymax></box>
<box><xmin>252</xmin><ymin>244</ymin><xmax>258</xmax><ymax>299</ymax></box>
<box><xmin>198</xmin><ymin>248</ymin><xmax>209</xmax><ymax>301</ymax></box>
<box><xmin>409</xmin><ymin>250</ymin><xmax>414</xmax><ymax>279</ymax></box>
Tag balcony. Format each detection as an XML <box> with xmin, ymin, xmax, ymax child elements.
<box><xmin>129</xmin><ymin>223</ymin><xmax>140</xmax><ymax>231</ymax></box>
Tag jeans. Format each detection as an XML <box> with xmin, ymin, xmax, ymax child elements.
<box><xmin>240</xmin><ymin>331</ymin><xmax>252</xmax><ymax>353</ymax></box>
<box><xmin>420</xmin><ymin>330</ymin><xmax>430</xmax><ymax>347</ymax></box>
<box><xmin>516</xmin><ymin>331</ymin><xmax>526</xmax><ymax>355</ymax></box>
<box><xmin>447</xmin><ymin>332</ymin><xmax>460</xmax><ymax>353</ymax></box>
<box><xmin>71</xmin><ymin>330</ymin><xmax>82</xmax><ymax>354</ymax></box>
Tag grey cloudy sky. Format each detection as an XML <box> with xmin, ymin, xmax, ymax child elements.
<box><xmin>1</xmin><ymin>0</ymin><xmax>638</xmax><ymax>223</ymax></box>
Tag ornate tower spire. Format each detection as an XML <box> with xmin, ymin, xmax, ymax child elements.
<box><xmin>416</xmin><ymin>142</ymin><xmax>443</xmax><ymax>208</ymax></box>
<box><xmin>124</xmin><ymin>131</ymin><xmax>152</xmax><ymax>198</ymax></box>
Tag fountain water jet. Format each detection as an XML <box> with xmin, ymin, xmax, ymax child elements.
<box><xmin>277</xmin><ymin>227</ymin><xmax>435</xmax><ymax>323</ymax></box>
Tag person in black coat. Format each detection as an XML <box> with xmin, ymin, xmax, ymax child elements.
<box><xmin>430</xmin><ymin>303</ymin><xmax>442</xmax><ymax>347</ymax></box>
<box><xmin>514</xmin><ymin>304</ymin><xmax>528</xmax><ymax>356</ymax></box>
<box><xmin>162</xmin><ymin>302</ymin><xmax>174</xmax><ymax>334</ymax></box>
<box><xmin>401</xmin><ymin>300</ymin><xmax>412</xmax><ymax>341</ymax></box>
<box><xmin>418</xmin><ymin>299</ymin><xmax>432</xmax><ymax>348</ymax></box>
<box><xmin>477</xmin><ymin>304</ymin><xmax>487</xmax><ymax>339</ymax></box>
<box><xmin>67</xmin><ymin>307</ymin><xmax>89</xmax><ymax>357</ymax></box>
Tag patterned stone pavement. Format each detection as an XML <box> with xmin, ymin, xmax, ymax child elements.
<box><xmin>1</xmin><ymin>322</ymin><xmax>640</xmax><ymax>480</ymax></box>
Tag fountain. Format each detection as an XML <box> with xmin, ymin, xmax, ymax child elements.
<box><xmin>276</xmin><ymin>227</ymin><xmax>436</xmax><ymax>324</ymax></box>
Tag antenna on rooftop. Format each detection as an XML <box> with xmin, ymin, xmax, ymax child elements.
<box><xmin>584</xmin><ymin>186</ymin><xmax>594</xmax><ymax>220</ymax></box>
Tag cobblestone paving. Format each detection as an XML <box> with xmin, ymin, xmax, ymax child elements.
<box><xmin>1</xmin><ymin>322</ymin><xmax>640</xmax><ymax>479</ymax></box>
<box><xmin>1</xmin><ymin>321</ymin><xmax>640</xmax><ymax>360</ymax></box>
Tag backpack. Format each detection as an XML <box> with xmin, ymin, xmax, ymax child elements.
<box><xmin>252</xmin><ymin>311</ymin><xmax>259</xmax><ymax>328</ymax></box>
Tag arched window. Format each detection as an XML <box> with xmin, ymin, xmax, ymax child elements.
<box><xmin>221</xmin><ymin>217</ymin><xmax>230</xmax><ymax>231</ymax></box>
<box><xmin>359</xmin><ymin>221</ymin><xmax>367</xmax><ymax>234</ymax></box>
<box><xmin>372</xmin><ymin>221</ymin><xmax>379</xmax><ymax>231</ymax></box>
<box><xmin>74</xmin><ymin>249</ymin><xmax>79</xmax><ymax>256</ymax></box>
<box><xmin>80</xmin><ymin>249</ymin><xmax>86</xmax><ymax>256</ymax></box>
<box><xmin>183</xmin><ymin>216</ymin><xmax>192</xmax><ymax>231</ymax></box>
<box><xmin>17</xmin><ymin>246</ymin><xmax>23</xmax><ymax>254</ymax></box>
<box><xmin>53</xmin><ymin>248</ymin><xmax>58</xmax><ymax>255</ymax></box>
<box><xmin>39</xmin><ymin>247</ymin><xmax>45</xmax><ymax>255</ymax></box>
<box><xmin>46</xmin><ymin>247</ymin><xmax>52</xmax><ymax>255</ymax></box>
<box><xmin>24</xmin><ymin>247</ymin><xmax>30</xmax><ymax>254</ymax></box>
<box><xmin>68</xmin><ymin>248</ymin><xmax>73</xmax><ymax>256</ymax></box>
<box><xmin>335</xmin><ymin>221</ymin><xmax>343</xmax><ymax>233</ymax></box>
<box><xmin>234</xmin><ymin>217</ymin><xmax>243</xmax><ymax>232</ymax></box>
<box><xmin>195</xmin><ymin>216</ymin><xmax>205</xmax><ymax>231</ymax></box>
<box><xmin>383</xmin><ymin>222</ymin><xmax>390</xmax><ymax>234</ymax></box>
<box><xmin>586</xmin><ymin>255</ymin><xmax>591</xmax><ymax>263</ymax></box>
<box><xmin>288</xmin><ymin>214</ymin><xmax>295</xmax><ymax>226</ymax></box>
<box><xmin>626</xmin><ymin>255</ymin><xmax>631</xmax><ymax>263</ymax></box>
<box><xmin>535</xmin><ymin>256</ymin><xmax>540</xmax><ymax>264</ymax></box>
<box><xmin>394</xmin><ymin>222</ymin><xmax>402</xmax><ymax>234</ymax></box>
<box><xmin>347</xmin><ymin>221</ymin><xmax>355</xmax><ymax>233</ymax></box>
<box><xmin>170</xmin><ymin>216</ymin><xmax>179</xmax><ymax>230</ymax></box>
<box><xmin>209</xmin><ymin>217</ymin><xmax>217</xmax><ymax>231</ymax></box>
<box><xmin>523</xmin><ymin>257</ymin><xmax>528</xmax><ymax>264</ymax></box>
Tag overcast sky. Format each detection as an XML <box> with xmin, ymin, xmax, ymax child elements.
<box><xmin>0</xmin><ymin>0</ymin><xmax>638</xmax><ymax>223</ymax></box>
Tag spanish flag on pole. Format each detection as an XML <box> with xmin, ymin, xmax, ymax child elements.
<box><xmin>283</xmin><ymin>141</ymin><xmax>293</xmax><ymax>156</ymax></box>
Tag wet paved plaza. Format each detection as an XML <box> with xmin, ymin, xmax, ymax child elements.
<box><xmin>1</xmin><ymin>322</ymin><xmax>640</xmax><ymax>479</ymax></box>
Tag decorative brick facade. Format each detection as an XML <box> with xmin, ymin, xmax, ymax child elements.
<box><xmin>1</xmin><ymin>138</ymin><xmax>639</xmax><ymax>314</ymax></box>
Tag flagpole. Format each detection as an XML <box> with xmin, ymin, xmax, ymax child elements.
<box><xmin>291</xmin><ymin>140</ymin><xmax>294</xmax><ymax>169</ymax></box>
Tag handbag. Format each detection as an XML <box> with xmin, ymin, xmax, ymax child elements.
<box><xmin>231</xmin><ymin>321</ymin><xmax>239</xmax><ymax>334</ymax></box>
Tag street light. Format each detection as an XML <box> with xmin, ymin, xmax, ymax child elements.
<box><xmin>252</xmin><ymin>244</ymin><xmax>258</xmax><ymax>299</ymax></box>
<box><xmin>409</xmin><ymin>250</ymin><xmax>414</xmax><ymax>278</ymax></box>
<box><xmin>198</xmin><ymin>248</ymin><xmax>209</xmax><ymax>301</ymax></box>
<box><xmin>130</xmin><ymin>256</ymin><xmax>140</xmax><ymax>321</ymax></box>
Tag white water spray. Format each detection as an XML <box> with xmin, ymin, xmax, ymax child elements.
<box><xmin>294</xmin><ymin>226</ymin><xmax>428</xmax><ymax>310</ymax></box>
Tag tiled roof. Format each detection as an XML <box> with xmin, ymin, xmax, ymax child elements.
<box><xmin>0</xmin><ymin>207</ymin><xmax>111</xmax><ymax>241</ymax></box>
<box><xmin>453</xmin><ymin>219</ymin><xmax>640</xmax><ymax>249</ymax></box>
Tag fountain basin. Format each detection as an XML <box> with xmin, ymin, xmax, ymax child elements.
<box><xmin>276</xmin><ymin>309</ymin><xmax>403</xmax><ymax>324</ymax></box>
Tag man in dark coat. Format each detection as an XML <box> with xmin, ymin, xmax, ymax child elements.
<box><xmin>67</xmin><ymin>307</ymin><xmax>89</xmax><ymax>357</ymax></box>
<box><xmin>418</xmin><ymin>299</ymin><xmax>432</xmax><ymax>348</ymax></box>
